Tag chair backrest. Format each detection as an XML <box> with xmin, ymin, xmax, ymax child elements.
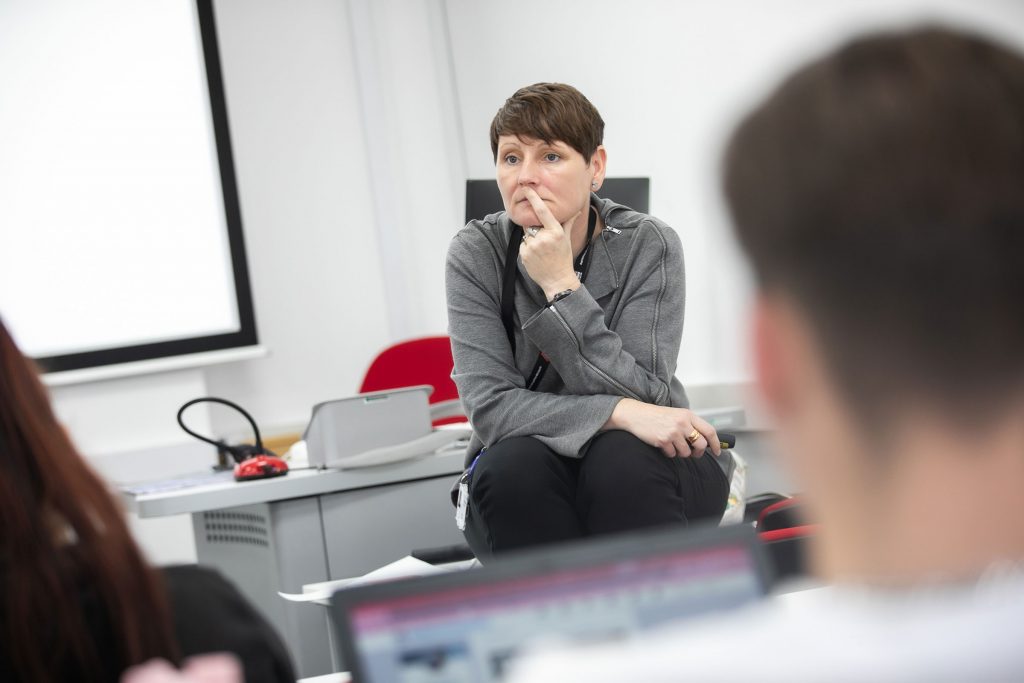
<box><xmin>359</xmin><ymin>336</ymin><xmax>464</xmax><ymax>426</ymax></box>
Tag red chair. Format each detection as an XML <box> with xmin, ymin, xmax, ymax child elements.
<box><xmin>359</xmin><ymin>336</ymin><xmax>467</xmax><ymax>427</ymax></box>
<box><xmin>361</xmin><ymin>336</ymin><xmax>476</xmax><ymax>564</ymax></box>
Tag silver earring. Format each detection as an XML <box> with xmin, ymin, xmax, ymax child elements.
<box><xmin>591</xmin><ymin>181</ymin><xmax>598</xmax><ymax>189</ymax></box>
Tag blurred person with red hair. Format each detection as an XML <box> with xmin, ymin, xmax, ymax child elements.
<box><xmin>0</xmin><ymin>317</ymin><xmax>294</xmax><ymax>682</ymax></box>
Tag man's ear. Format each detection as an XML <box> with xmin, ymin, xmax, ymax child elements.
<box><xmin>589</xmin><ymin>145</ymin><xmax>607</xmax><ymax>189</ymax></box>
<box><xmin>752</xmin><ymin>293</ymin><xmax>802</xmax><ymax>421</ymax></box>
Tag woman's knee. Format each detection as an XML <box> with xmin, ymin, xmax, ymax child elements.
<box><xmin>579</xmin><ymin>430</ymin><xmax>673</xmax><ymax>497</ymax></box>
<box><xmin>468</xmin><ymin>437</ymin><xmax>583</xmax><ymax>550</ymax></box>
<box><xmin>577</xmin><ymin>430</ymin><xmax>687</xmax><ymax>533</ymax></box>
<box><xmin>471</xmin><ymin>437</ymin><xmax>566</xmax><ymax>505</ymax></box>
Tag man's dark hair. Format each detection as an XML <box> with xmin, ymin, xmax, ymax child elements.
<box><xmin>490</xmin><ymin>83</ymin><xmax>604</xmax><ymax>162</ymax></box>
<box><xmin>724</xmin><ymin>26</ymin><xmax>1024</xmax><ymax>421</ymax></box>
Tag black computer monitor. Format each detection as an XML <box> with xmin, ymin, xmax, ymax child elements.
<box><xmin>465</xmin><ymin>177</ymin><xmax>650</xmax><ymax>224</ymax></box>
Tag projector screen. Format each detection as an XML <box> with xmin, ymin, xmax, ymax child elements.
<box><xmin>0</xmin><ymin>0</ymin><xmax>257</xmax><ymax>378</ymax></box>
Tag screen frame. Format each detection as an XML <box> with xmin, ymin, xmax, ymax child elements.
<box><xmin>32</xmin><ymin>0</ymin><xmax>258</xmax><ymax>375</ymax></box>
<box><xmin>329</xmin><ymin>522</ymin><xmax>771</xmax><ymax>682</ymax></box>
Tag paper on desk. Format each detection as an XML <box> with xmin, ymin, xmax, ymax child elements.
<box><xmin>278</xmin><ymin>555</ymin><xmax>442</xmax><ymax>604</ymax></box>
<box><xmin>121</xmin><ymin>470</ymin><xmax>235</xmax><ymax>495</ymax></box>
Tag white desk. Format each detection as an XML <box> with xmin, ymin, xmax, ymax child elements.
<box><xmin>120</xmin><ymin>448</ymin><xmax>467</xmax><ymax>679</ymax></box>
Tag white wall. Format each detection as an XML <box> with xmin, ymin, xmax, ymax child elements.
<box><xmin>202</xmin><ymin>0</ymin><xmax>392</xmax><ymax>431</ymax></box>
<box><xmin>36</xmin><ymin>0</ymin><xmax>1024</xmax><ymax>562</ymax></box>
<box><xmin>344</xmin><ymin>0</ymin><xmax>468</xmax><ymax>343</ymax></box>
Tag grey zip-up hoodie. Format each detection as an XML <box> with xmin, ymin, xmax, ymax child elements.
<box><xmin>446</xmin><ymin>194</ymin><xmax>688</xmax><ymax>467</ymax></box>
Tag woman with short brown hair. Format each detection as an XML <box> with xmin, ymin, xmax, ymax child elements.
<box><xmin>446</xmin><ymin>83</ymin><xmax>731</xmax><ymax>559</ymax></box>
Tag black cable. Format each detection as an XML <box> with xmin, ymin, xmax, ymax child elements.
<box><xmin>176</xmin><ymin>397</ymin><xmax>266</xmax><ymax>464</ymax></box>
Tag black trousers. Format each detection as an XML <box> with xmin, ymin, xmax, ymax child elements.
<box><xmin>463</xmin><ymin>430</ymin><xmax>729</xmax><ymax>560</ymax></box>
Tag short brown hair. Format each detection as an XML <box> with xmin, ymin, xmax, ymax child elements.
<box><xmin>724</xmin><ymin>27</ymin><xmax>1024</xmax><ymax>421</ymax></box>
<box><xmin>490</xmin><ymin>83</ymin><xmax>604</xmax><ymax>162</ymax></box>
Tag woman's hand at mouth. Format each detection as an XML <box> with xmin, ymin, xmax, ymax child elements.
<box><xmin>520</xmin><ymin>187</ymin><xmax>581</xmax><ymax>301</ymax></box>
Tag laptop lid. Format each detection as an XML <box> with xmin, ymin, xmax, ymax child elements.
<box><xmin>330</xmin><ymin>523</ymin><xmax>771</xmax><ymax>682</ymax></box>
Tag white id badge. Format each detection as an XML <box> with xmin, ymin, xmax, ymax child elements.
<box><xmin>455</xmin><ymin>481</ymin><xmax>469</xmax><ymax>530</ymax></box>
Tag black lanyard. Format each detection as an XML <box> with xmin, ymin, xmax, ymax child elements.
<box><xmin>501</xmin><ymin>206</ymin><xmax>598</xmax><ymax>390</ymax></box>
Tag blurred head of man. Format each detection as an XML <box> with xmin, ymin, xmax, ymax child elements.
<box><xmin>724</xmin><ymin>27</ymin><xmax>1024</xmax><ymax>583</ymax></box>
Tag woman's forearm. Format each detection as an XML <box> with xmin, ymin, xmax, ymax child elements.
<box><xmin>602</xmin><ymin>397</ymin><xmax>636</xmax><ymax>431</ymax></box>
<box><xmin>520</xmin><ymin>224</ymin><xmax>685</xmax><ymax>406</ymax></box>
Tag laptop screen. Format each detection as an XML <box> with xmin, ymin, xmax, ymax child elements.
<box><xmin>331</xmin><ymin>524</ymin><xmax>769</xmax><ymax>682</ymax></box>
